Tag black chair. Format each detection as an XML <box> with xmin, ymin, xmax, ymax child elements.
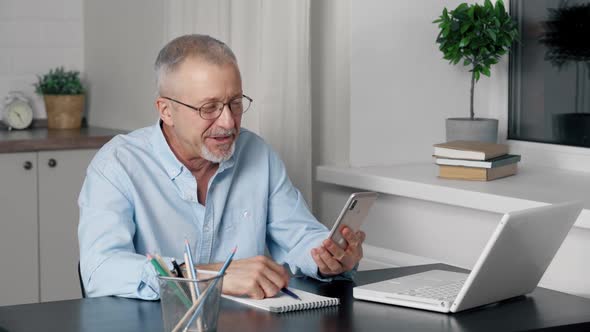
<box><xmin>78</xmin><ymin>262</ymin><xmax>86</xmax><ymax>298</ymax></box>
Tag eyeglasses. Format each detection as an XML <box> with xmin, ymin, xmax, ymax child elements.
<box><xmin>162</xmin><ymin>94</ymin><xmax>253</xmax><ymax>120</ymax></box>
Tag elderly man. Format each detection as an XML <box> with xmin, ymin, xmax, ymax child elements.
<box><xmin>78</xmin><ymin>34</ymin><xmax>365</xmax><ymax>300</ymax></box>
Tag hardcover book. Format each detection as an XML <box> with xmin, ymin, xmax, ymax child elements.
<box><xmin>433</xmin><ymin>141</ymin><xmax>509</xmax><ymax>161</ymax></box>
<box><xmin>435</xmin><ymin>154</ymin><xmax>521</xmax><ymax>169</ymax></box>
<box><xmin>438</xmin><ymin>163</ymin><xmax>517</xmax><ymax>181</ymax></box>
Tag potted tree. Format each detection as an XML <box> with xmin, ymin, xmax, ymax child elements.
<box><xmin>541</xmin><ymin>3</ymin><xmax>590</xmax><ymax>147</ymax></box>
<box><xmin>34</xmin><ymin>67</ymin><xmax>85</xmax><ymax>129</ymax></box>
<box><xmin>434</xmin><ymin>0</ymin><xmax>518</xmax><ymax>143</ymax></box>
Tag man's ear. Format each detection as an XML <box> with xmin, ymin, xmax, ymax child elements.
<box><xmin>156</xmin><ymin>97</ymin><xmax>174</xmax><ymax>126</ymax></box>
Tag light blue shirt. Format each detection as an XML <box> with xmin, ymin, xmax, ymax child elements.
<box><xmin>78</xmin><ymin>122</ymin><xmax>339</xmax><ymax>299</ymax></box>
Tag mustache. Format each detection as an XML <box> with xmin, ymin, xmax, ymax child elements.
<box><xmin>207</xmin><ymin>128</ymin><xmax>237</xmax><ymax>138</ymax></box>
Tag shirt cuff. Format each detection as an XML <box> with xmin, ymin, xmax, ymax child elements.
<box><xmin>318</xmin><ymin>266</ymin><xmax>357</xmax><ymax>281</ymax></box>
<box><xmin>139</xmin><ymin>254</ymin><xmax>189</xmax><ymax>299</ymax></box>
<box><xmin>297</xmin><ymin>250</ymin><xmax>357</xmax><ymax>282</ymax></box>
<box><xmin>137</xmin><ymin>259</ymin><xmax>161</xmax><ymax>300</ymax></box>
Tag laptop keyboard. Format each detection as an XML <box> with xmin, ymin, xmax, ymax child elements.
<box><xmin>396</xmin><ymin>280</ymin><xmax>466</xmax><ymax>301</ymax></box>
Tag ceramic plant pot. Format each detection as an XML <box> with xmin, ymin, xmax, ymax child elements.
<box><xmin>446</xmin><ymin>117</ymin><xmax>498</xmax><ymax>143</ymax></box>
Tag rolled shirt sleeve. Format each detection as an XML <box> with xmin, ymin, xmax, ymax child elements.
<box><xmin>78</xmin><ymin>156</ymin><xmax>160</xmax><ymax>300</ymax></box>
<box><xmin>265</xmin><ymin>149</ymin><xmax>356</xmax><ymax>282</ymax></box>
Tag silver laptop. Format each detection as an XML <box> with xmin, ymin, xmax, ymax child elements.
<box><xmin>353</xmin><ymin>201</ymin><xmax>583</xmax><ymax>313</ymax></box>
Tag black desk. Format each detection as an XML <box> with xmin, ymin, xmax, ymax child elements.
<box><xmin>1</xmin><ymin>264</ymin><xmax>590</xmax><ymax>332</ymax></box>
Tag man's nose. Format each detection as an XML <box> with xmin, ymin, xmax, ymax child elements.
<box><xmin>215</xmin><ymin>104</ymin><xmax>236</xmax><ymax>128</ymax></box>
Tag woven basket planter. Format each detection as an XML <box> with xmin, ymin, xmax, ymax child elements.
<box><xmin>44</xmin><ymin>94</ymin><xmax>84</xmax><ymax>129</ymax></box>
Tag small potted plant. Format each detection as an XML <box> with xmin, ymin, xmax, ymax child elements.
<box><xmin>541</xmin><ymin>3</ymin><xmax>590</xmax><ymax>147</ymax></box>
<box><xmin>34</xmin><ymin>67</ymin><xmax>85</xmax><ymax>129</ymax></box>
<box><xmin>434</xmin><ymin>0</ymin><xmax>518</xmax><ymax>143</ymax></box>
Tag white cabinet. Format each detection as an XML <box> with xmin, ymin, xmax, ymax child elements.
<box><xmin>0</xmin><ymin>153</ymin><xmax>39</xmax><ymax>306</ymax></box>
<box><xmin>0</xmin><ymin>149</ymin><xmax>97</xmax><ymax>306</ymax></box>
<box><xmin>39</xmin><ymin>150</ymin><xmax>97</xmax><ymax>302</ymax></box>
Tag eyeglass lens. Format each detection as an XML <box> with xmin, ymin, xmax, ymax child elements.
<box><xmin>200</xmin><ymin>96</ymin><xmax>251</xmax><ymax>119</ymax></box>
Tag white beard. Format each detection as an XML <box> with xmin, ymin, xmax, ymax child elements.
<box><xmin>200</xmin><ymin>141</ymin><xmax>235</xmax><ymax>163</ymax></box>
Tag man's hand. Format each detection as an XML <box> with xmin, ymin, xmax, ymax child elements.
<box><xmin>311</xmin><ymin>226</ymin><xmax>365</xmax><ymax>277</ymax></box>
<box><xmin>198</xmin><ymin>256</ymin><xmax>289</xmax><ymax>299</ymax></box>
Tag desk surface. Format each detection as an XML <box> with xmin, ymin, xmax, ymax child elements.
<box><xmin>1</xmin><ymin>264</ymin><xmax>590</xmax><ymax>332</ymax></box>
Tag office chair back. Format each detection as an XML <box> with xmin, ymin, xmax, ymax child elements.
<box><xmin>78</xmin><ymin>262</ymin><xmax>86</xmax><ymax>298</ymax></box>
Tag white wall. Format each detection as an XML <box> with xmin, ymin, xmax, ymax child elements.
<box><xmin>311</xmin><ymin>0</ymin><xmax>351</xmax><ymax>220</ymax></box>
<box><xmin>0</xmin><ymin>0</ymin><xmax>83</xmax><ymax>119</ymax></box>
<box><xmin>350</xmin><ymin>0</ymin><xmax>508</xmax><ymax>167</ymax></box>
<box><xmin>312</xmin><ymin>0</ymin><xmax>590</xmax><ymax>298</ymax></box>
<box><xmin>83</xmin><ymin>0</ymin><xmax>166</xmax><ymax>130</ymax></box>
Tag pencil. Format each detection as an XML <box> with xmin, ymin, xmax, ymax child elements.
<box><xmin>218</xmin><ymin>246</ymin><xmax>237</xmax><ymax>275</ymax></box>
<box><xmin>147</xmin><ymin>255</ymin><xmax>192</xmax><ymax>309</ymax></box>
<box><xmin>181</xmin><ymin>247</ymin><xmax>237</xmax><ymax>331</ymax></box>
<box><xmin>154</xmin><ymin>254</ymin><xmax>172</xmax><ymax>276</ymax></box>
<box><xmin>184</xmin><ymin>239</ymin><xmax>200</xmax><ymax>297</ymax></box>
<box><xmin>171</xmin><ymin>279</ymin><xmax>218</xmax><ymax>332</ymax></box>
<box><xmin>184</xmin><ymin>252</ymin><xmax>198</xmax><ymax>303</ymax></box>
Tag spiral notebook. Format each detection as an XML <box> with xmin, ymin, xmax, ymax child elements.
<box><xmin>222</xmin><ymin>288</ymin><xmax>339</xmax><ymax>313</ymax></box>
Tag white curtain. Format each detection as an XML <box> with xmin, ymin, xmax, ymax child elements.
<box><xmin>164</xmin><ymin>0</ymin><xmax>313</xmax><ymax>205</ymax></box>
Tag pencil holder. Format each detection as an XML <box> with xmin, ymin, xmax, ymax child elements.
<box><xmin>158</xmin><ymin>271</ymin><xmax>223</xmax><ymax>332</ymax></box>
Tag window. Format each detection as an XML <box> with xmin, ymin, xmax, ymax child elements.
<box><xmin>509</xmin><ymin>0</ymin><xmax>590</xmax><ymax>148</ymax></box>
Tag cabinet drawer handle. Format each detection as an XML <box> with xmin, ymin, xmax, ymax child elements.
<box><xmin>48</xmin><ymin>158</ymin><xmax>57</xmax><ymax>168</ymax></box>
<box><xmin>23</xmin><ymin>161</ymin><xmax>33</xmax><ymax>170</ymax></box>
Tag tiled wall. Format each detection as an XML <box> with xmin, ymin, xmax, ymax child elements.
<box><xmin>0</xmin><ymin>0</ymin><xmax>83</xmax><ymax>119</ymax></box>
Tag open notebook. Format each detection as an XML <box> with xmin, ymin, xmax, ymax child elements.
<box><xmin>222</xmin><ymin>288</ymin><xmax>339</xmax><ymax>313</ymax></box>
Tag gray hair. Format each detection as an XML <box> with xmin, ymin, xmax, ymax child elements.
<box><xmin>155</xmin><ymin>34</ymin><xmax>237</xmax><ymax>94</ymax></box>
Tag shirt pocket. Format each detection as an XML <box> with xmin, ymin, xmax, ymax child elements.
<box><xmin>222</xmin><ymin>209</ymin><xmax>255</xmax><ymax>231</ymax></box>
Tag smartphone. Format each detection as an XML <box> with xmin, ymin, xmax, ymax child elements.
<box><xmin>327</xmin><ymin>192</ymin><xmax>378</xmax><ymax>248</ymax></box>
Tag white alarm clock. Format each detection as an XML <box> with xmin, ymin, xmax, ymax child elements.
<box><xmin>2</xmin><ymin>91</ymin><xmax>33</xmax><ymax>130</ymax></box>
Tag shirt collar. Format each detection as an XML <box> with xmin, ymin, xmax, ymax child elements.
<box><xmin>150</xmin><ymin>120</ymin><xmax>184</xmax><ymax>180</ymax></box>
<box><xmin>150</xmin><ymin>120</ymin><xmax>236</xmax><ymax>180</ymax></box>
<box><xmin>219</xmin><ymin>153</ymin><xmax>235</xmax><ymax>173</ymax></box>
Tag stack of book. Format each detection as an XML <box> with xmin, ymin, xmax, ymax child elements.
<box><xmin>433</xmin><ymin>140</ymin><xmax>521</xmax><ymax>181</ymax></box>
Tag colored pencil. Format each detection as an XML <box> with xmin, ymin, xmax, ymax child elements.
<box><xmin>154</xmin><ymin>254</ymin><xmax>172</xmax><ymax>276</ymax></box>
<box><xmin>184</xmin><ymin>252</ymin><xmax>198</xmax><ymax>303</ymax></box>
<box><xmin>171</xmin><ymin>279</ymin><xmax>217</xmax><ymax>332</ymax></box>
<box><xmin>182</xmin><ymin>247</ymin><xmax>237</xmax><ymax>331</ymax></box>
<box><xmin>184</xmin><ymin>239</ymin><xmax>200</xmax><ymax>297</ymax></box>
<box><xmin>174</xmin><ymin>247</ymin><xmax>237</xmax><ymax>332</ymax></box>
<box><xmin>147</xmin><ymin>255</ymin><xmax>192</xmax><ymax>309</ymax></box>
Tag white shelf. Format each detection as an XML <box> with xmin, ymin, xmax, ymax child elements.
<box><xmin>316</xmin><ymin>163</ymin><xmax>590</xmax><ymax>229</ymax></box>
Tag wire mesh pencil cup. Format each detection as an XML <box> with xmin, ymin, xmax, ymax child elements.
<box><xmin>158</xmin><ymin>271</ymin><xmax>223</xmax><ymax>332</ymax></box>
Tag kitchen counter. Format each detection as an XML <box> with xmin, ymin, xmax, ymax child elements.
<box><xmin>0</xmin><ymin>127</ymin><xmax>126</xmax><ymax>153</ymax></box>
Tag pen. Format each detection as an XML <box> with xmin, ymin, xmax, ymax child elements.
<box><xmin>281</xmin><ymin>287</ymin><xmax>302</xmax><ymax>301</ymax></box>
<box><xmin>147</xmin><ymin>254</ymin><xmax>192</xmax><ymax>309</ymax></box>
<box><xmin>172</xmin><ymin>259</ymin><xmax>184</xmax><ymax>278</ymax></box>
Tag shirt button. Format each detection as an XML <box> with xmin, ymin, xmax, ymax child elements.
<box><xmin>204</xmin><ymin>225</ymin><xmax>210</xmax><ymax>232</ymax></box>
<box><xmin>243</xmin><ymin>211</ymin><xmax>249</xmax><ymax>218</ymax></box>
